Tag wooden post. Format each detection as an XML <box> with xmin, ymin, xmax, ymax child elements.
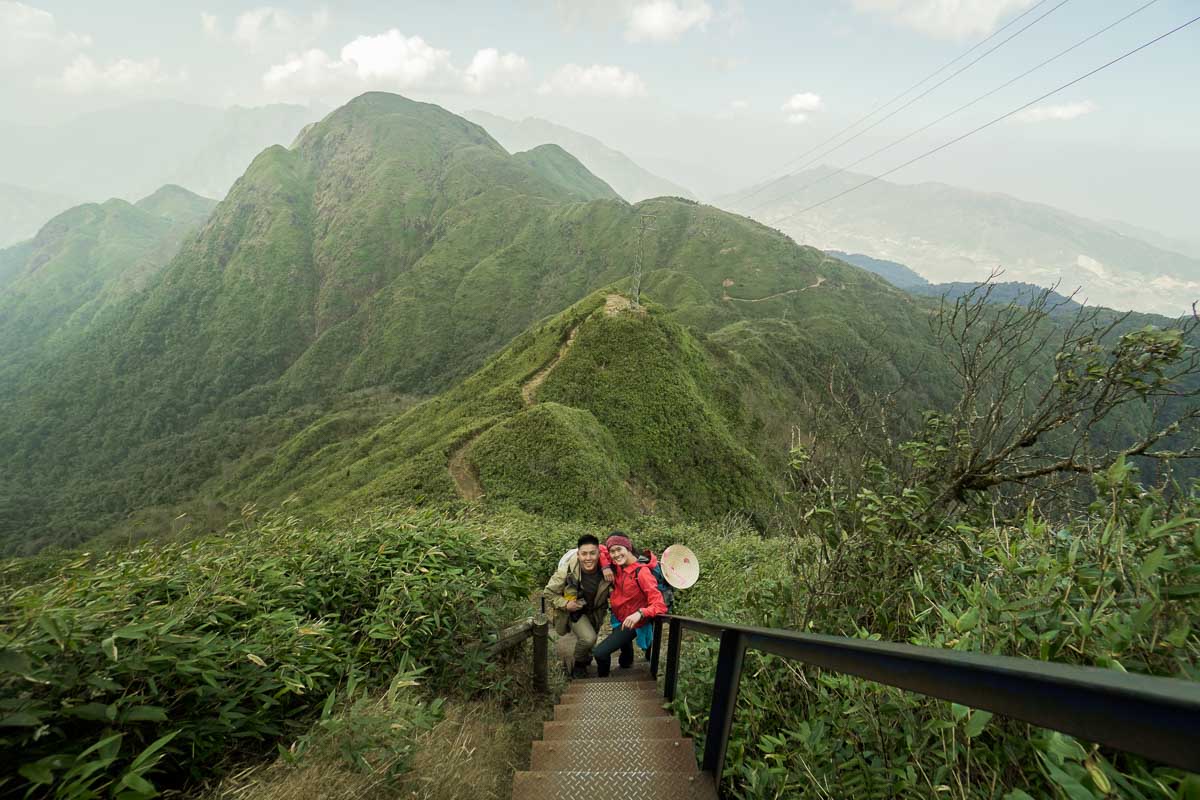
<box><xmin>532</xmin><ymin>613</ymin><xmax>549</xmax><ymax>693</ymax></box>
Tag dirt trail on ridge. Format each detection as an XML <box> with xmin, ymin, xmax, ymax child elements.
<box><xmin>725</xmin><ymin>276</ymin><xmax>826</xmax><ymax>303</ymax></box>
<box><xmin>447</xmin><ymin>444</ymin><xmax>484</xmax><ymax>501</ymax></box>
<box><xmin>447</xmin><ymin>295</ymin><xmax>629</xmax><ymax>500</ymax></box>
<box><xmin>521</xmin><ymin>325</ymin><xmax>581</xmax><ymax>406</ymax></box>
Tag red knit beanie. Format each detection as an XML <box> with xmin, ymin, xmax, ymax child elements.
<box><xmin>605</xmin><ymin>533</ymin><xmax>634</xmax><ymax>552</ymax></box>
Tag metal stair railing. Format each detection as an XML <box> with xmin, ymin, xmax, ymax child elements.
<box><xmin>649</xmin><ymin>614</ymin><xmax>1200</xmax><ymax>796</ymax></box>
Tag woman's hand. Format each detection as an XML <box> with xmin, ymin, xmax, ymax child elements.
<box><xmin>621</xmin><ymin>611</ymin><xmax>643</xmax><ymax>630</ymax></box>
<box><xmin>565</xmin><ymin>599</ymin><xmax>584</xmax><ymax>612</ymax></box>
<box><xmin>602</xmin><ymin>566</ymin><xmax>614</xmax><ymax>582</ymax></box>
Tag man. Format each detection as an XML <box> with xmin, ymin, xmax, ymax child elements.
<box><xmin>544</xmin><ymin>534</ymin><xmax>613</xmax><ymax>678</ymax></box>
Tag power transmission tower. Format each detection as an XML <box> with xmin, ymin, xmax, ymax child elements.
<box><xmin>631</xmin><ymin>214</ymin><xmax>657</xmax><ymax>308</ymax></box>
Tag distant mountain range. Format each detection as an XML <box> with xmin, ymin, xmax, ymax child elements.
<box><xmin>723</xmin><ymin>167</ymin><xmax>1200</xmax><ymax>316</ymax></box>
<box><xmin>464</xmin><ymin>110</ymin><xmax>695</xmax><ymax>202</ymax></box>
<box><xmin>0</xmin><ymin>185</ymin><xmax>216</xmax><ymax>372</ymax></box>
<box><xmin>829</xmin><ymin>250</ymin><xmax>1083</xmax><ymax>312</ymax></box>
<box><xmin>0</xmin><ymin>101</ymin><xmax>321</xmax><ymax>223</ymax></box>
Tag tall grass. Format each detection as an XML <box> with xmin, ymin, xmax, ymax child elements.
<box><xmin>0</xmin><ymin>507</ymin><xmax>531</xmax><ymax>797</ymax></box>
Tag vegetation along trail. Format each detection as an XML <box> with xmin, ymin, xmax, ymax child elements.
<box><xmin>726</xmin><ymin>275</ymin><xmax>827</xmax><ymax>303</ymax></box>
<box><xmin>448</xmin><ymin>294</ymin><xmax>628</xmax><ymax>500</ymax></box>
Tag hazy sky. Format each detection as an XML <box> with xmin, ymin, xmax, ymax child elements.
<box><xmin>2</xmin><ymin>1</ymin><xmax>1198</xmax><ymax>237</ymax></box>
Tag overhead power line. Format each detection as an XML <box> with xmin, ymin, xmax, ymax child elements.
<box><xmin>771</xmin><ymin>12</ymin><xmax>1200</xmax><ymax>219</ymax></box>
<box><xmin>749</xmin><ymin>0</ymin><xmax>1164</xmax><ymax>213</ymax></box>
<box><xmin>739</xmin><ymin>0</ymin><xmax>1066</xmax><ymax>204</ymax></box>
<box><xmin>747</xmin><ymin>0</ymin><xmax>1054</xmax><ymax>187</ymax></box>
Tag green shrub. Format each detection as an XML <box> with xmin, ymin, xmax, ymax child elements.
<box><xmin>0</xmin><ymin>508</ymin><xmax>530</xmax><ymax>797</ymax></box>
<box><xmin>665</xmin><ymin>459</ymin><xmax>1200</xmax><ymax>799</ymax></box>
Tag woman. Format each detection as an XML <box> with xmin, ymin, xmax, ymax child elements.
<box><xmin>592</xmin><ymin>533</ymin><xmax>667</xmax><ymax>677</ymax></box>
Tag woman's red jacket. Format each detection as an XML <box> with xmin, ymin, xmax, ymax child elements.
<box><xmin>608</xmin><ymin>551</ymin><xmax>668</xmax><ymax>627</ymax></box>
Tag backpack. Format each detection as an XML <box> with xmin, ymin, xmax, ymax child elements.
<box><xmin>636</xmin><ymin>555</ymin><xmax>675</xmax><ymax>611</ymax></box>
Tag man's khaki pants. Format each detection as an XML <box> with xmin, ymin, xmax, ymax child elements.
<box><xmin>569</xmin><ymin>615</ymin><xmax>598</xmax><ymax>663</ymax></box>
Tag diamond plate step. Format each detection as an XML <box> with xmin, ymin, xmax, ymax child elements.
<box><xmin>512</xmin><ymin>770</ymin><xmax>718</xmax><ymax>799</ymax></box>
<box><xmin>572</xmin><ymin>666</ymin><xmax>654</xmax><ymax>683</ymax></box>
<box><xmin>562</xmin><ymin>683</ymin><xmax>660</xmax><ymax>700</ymax></box>
<box><xmin>554</xmin><ymin>699</ymin><xmax>668</xmax><ymax>722</ymax></box>
<box><xmin>542</xmin><ymin>716</ymin><xmax>681</xmax><ymax>741</ymax></box>
<box><xmin>557</xmin><ymin>693</ymin><xmax>667</xmax><ymax>710</ymax></box>
<box><xmin>531</xmin><ymin>738</ymin><xmax>698</xmax><ymax>772</ymax></box>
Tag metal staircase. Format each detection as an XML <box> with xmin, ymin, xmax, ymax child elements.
<box><xmin>511</xmin><ymin>664</ymin><xmax>717</xmax><ymax>799</ymax></box>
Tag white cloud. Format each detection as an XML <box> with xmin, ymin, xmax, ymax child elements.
<box><xmin>731</xmin><ymin>99</ymin><xmax>749</xmax><ymax>110</ymax></box>
<box><xmin>231</xmin><ymin>6</ymin><xmax>328</xmax><ymax>49</ymax></box>
<box><xmin>1</xmin><ymin>1</ymin><xmax>91</xmax><ymax>66</ymax></box>
<box><xmin>626</xmin><ymin>0</ymin><xmax>713</xmax><ymax>42</ymax></box>
<box><xmin>263</xmin><ymin>30</ymin><xmax>529</xmax><ymax>99</ymax></box>
<box><xmin>57</xmin><ymin>54</ymin><xmax>173</xmax><ymax>93</ymax></box>
<box><xmin>538</xmin><ymin>63</ymin><xmax>648</xmax><ymax>98</ymax></box>
<box><xmin>463</xmin><ymin>48</ymin><xmax>529</xmax><ymax>93</ymax></box>
<box><xmin>1013</xmin><ymin>100</ymin><xmax>1096</xmax><ymax>123</ymax></box>
<box><xmin>340</xmin><ymin>30</ymin><xmax>453</xmax><ymax>85</ymax></box>
<box><xmin>262</xmin><ymin>48</ymin><xmax>345</xmax><ymax>94</ymax></box>
<box><xmin>782</xmin><ymin>92</ymin><xmax>824</xmax><ymax>124</ymax></box>
<box><xmin>850</xmin><ymin>0</ymin><xmax>1037</xmax><ymax>40</ymax></box>
<box><xmin>200</xmin><ymin>12</ymin><xmax>219</xmax><ymax>37</ymax></box>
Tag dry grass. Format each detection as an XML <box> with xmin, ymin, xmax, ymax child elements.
<box><xmin>396</xmin><ymin>698</ymin><xmax>547</xmax><ymax>800</ymax></box>
<box><xmin>203</xmin><ymin>666</ymin><xmax>557</xmax><ymax>800</ymax></box>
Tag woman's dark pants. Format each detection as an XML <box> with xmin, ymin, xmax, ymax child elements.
<box><xmin>593</xmin><ymin>627</ymin><xmax>638</xmax><ymax>677</ymax></box>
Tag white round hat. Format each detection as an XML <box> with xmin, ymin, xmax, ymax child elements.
<box><xmin>660</xmin><ymin>544</ymin><xmax>700</xmax><ymax>589</ymax></box>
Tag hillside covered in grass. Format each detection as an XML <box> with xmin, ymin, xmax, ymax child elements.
<box><xmin>0</xmin><ymin>186</ymin><xmax>216</xmax><ymax>374</ymax></box>
<box><xmin>3</xmin><ymin>92</ymin><xmax>1193</xmax><ymax>555</ymax></box>
<box><xmin>0</xmin><ymin>93</ymin><xmax>952</xmax><ymax>554</ymax></box>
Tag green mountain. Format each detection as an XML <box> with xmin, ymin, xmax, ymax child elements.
<box><xmin>827</xmin><ymin>250</ymin><xmax>929</xmax><ymax>289</ymax></box>
<box><xmin>0</xmin><ymin>186</ymin><xmax>216</xmax><ymax>374</ymax></box>
<box><xmin>464</xmin><ymin>110</ymin><xmax>696</xmax><ymax>202</ymax></box>
<box><xmin>0</xmin><ymin>93</ymin><xmax>1190</xmax><ymax>556</ymax></box>
<box><xmin>134</xmin><ymin>183</ymin><xmax>221</xmax><ymax>225</ymax></box>
<box><xmin>512</xmin><ymin>144</ymin><xmax>621</xmax><ymax>201</ymax></box>
<box><xmin>0</xmin><ymin>93</ymin><xmax>943</xmax><ymax>553</ymax></box>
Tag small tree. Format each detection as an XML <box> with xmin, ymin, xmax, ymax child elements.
<box><xmin>923</xmin><ymin>277</ymin><xmax>1200</xmax><ymax>506</ymax></box>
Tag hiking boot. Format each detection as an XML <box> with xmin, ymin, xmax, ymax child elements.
<box><xmin>571</xmin><ymin>660</ymin><xmax>590</xmax><ymax>679</ymax></box>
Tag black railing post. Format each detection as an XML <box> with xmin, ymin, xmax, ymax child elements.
<box><xmin>664</xmin><ymin>618</ymin><xmax>682</xmax><ymax>702</ymax></box>
<box><xmin>702</xmin><ymin>629</ymin><xmax>747</xmax><ymax>789</ymax></box>
<box><xmin>650</xmin><ymin>617</ymin><xmax>664</xmax><ymax>677</ymax></box>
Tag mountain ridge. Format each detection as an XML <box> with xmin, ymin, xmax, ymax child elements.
<box><xmin>0</xmin><ymin>92</ymin><xmax>1191</xmax><ymax>556</ymax></box>
<box><xmin>722</xmin><ymin>166</ymin><xmax>1200</xmax><ymax>316</ymax></box>
<box><xmin>463</xmin><ymin>110</ymin><xmax>696</xmax><ymax>202</ymax></box>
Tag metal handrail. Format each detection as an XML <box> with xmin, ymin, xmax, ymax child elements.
<box><xmin>649</xmin><ymin>614</ymin><xmax>1200</xmax><ymax>796</ymax></box>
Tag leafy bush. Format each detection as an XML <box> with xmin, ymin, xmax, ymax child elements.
<box><xmin>0</xmin><ymin>508</ymin><xmax>530</xmax><ymax>797</ymax></box>
<box><xmin>666</xmin><ymin>458</ymin><xmax>1200</xmax><ymax>799</ymax></box>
